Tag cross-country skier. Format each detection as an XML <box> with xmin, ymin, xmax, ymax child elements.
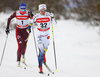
<box><xmin>29</xmin><ymin>4</ymin><xmax>57</xmax><ymax>73</ymax></box>
<box><xmin>5</xmin><ymin>3</ymin><xmax>33</xmax><ymax>67</ymax></box>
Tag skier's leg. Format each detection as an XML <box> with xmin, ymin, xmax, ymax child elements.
<box><xmin>16</xmin><ymin>27</ymin><xmax>23</xmax><ymax>62</ymax></box>
<box><xmin>38</xmin><ymin>43</ymin><xmax>44</xmax><ymax>73</ymax></box>
<box><xmin>21</xmin><ymin>28</ymin><xmax>29</xmax><ymax>62</ymax></box>
<box><xmin>43</xmin><ymin>35</ymin><xmax>50</xmax><ymax>63</ymax></box>
<box><xmin>36</xmin><ymin>35</ymin><xmax>44</xmax><ymax>73</ymax></box>
<box><xmin>21</xmin><ymin>29</ymin><xmax>29</xmax><ymax>55</ymax></box>
<box><xmin>17</xmin><ymin>42</ymin><xmax>23</xmax><ymax>61</ymax></box>
<box><xmin>16</xmin><ymin>28</ymin><xmax>24</xmax><ymax>67</ymax></box>
<box><xmin>38</xmin><ymin>47</ymin><xmax>44</xmax><ymax>73</ymax></box>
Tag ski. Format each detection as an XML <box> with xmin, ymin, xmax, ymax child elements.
<box><xmin>17</xmin><ymin>64</ymin><xmax>26</xmax><ymax>69</ymax></box>
<box><xmin>43</xmin><ymin>62</ymin><xmax>54</xmax><ymax>75</ymax></box>
<box><xmin>21</xmin><ymin>61</ymin><xmax>33</xmax><ymax>69</ymax></box>
<box><xmin>21</xmin><ymin>61</ymin><xmax>27</xmax><ymax>66</ymax></box>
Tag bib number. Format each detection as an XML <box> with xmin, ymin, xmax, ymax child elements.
<box><xmin>21</xmin><ymin>20</ymin><xmax>23</xmax><ymax>24</ymax></box>
<box><xmin>40</xmin><ymin>23</ymin><xmax>47</xmax><ymax>28</ymax></box>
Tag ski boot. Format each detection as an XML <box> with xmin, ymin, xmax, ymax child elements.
<box><xmin>22</xmin><ymin>54</ymin><xmax>25</xmax><ymax>64</ymax></box>
<box><xmin>39</xmin><ymin>65</ymin><xmax>43</xmax><ymax>74</ymax></box>
<box><xmin>17</xmin><ymin>61</ymin><xmax>20</xmax><ymax>67</ymax></box>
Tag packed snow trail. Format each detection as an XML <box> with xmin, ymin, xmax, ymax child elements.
<box><xmin>0</xmin><ymin>19</ymin><xmax>100</xmax><ymax>77</ymax></box>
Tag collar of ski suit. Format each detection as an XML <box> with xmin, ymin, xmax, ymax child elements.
<box><xmin>19</xmin><ymin>9</ymin><xmax>26</xmax><ymax>14</ymax></box>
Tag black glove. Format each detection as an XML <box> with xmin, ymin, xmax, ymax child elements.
<box><xmin>29</xmin><ymin>11</ymin><xmax>33</xmax><ymax>19</ymax></box>
<box><xmin>5</xmin><ymin>27</ymin><xmax>10</xmax><ymax>35</ymax></box>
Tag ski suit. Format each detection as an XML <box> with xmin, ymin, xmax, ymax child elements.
<box><xmin>7</xmin><ymin>10</ymin><xmax>32</xmax><ymax>61</ymax></box>
<box><xmin>33</xmin><ymin>12</ymin><xmax>57</xmax><ymax>67</ymax></box>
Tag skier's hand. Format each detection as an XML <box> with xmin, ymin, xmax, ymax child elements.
<box><xmin>5</xmin><ymin>27</ymin><xmax>10</xmax><ymax>35</ymax></box>
<box><xmin>27</xmin><ymin>25</ymin><xmax>31</xmax><ymax>33</ymax></box>
<box><xmin>29</xmin><ymin>11</ymin><xmax>33</xmax><ymax>19</ymax></box>
<box><xmin>50</xmin><ymin>12</ymin><xmax>54</xmax><ymax>18</ymax></box>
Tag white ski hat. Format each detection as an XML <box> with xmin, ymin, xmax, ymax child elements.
<box><xmin>38</xmin><ymin>4</ymin><xmax>47</xmax><ymax>11</ymax></box>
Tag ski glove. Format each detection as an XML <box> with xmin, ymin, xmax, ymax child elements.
<box><xmin>27</xmin><ymin>25</ymin><xmax>31</xmax><ymax>33</ymax></box>
<box><xmin>29</xmin><ymin>11</ymin><xmax>33</xmax><ymax>19</ymax></box>
<box><xmin>5</xmin><ymin>27</ymin><xmax>10</xmax><ymax>35</ymax></box>
<box><xmin>50</xmin><ymin>12</ymin><xmax>54</xmax><ymax>18</ymax></box>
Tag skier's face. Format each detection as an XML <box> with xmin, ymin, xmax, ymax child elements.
<box><xmin>20</xmin><ymin>9</ymin><xmax>26</xmax><ymax>12</ymax></box>
<box><xmin>40</xmin><ymin>8</ymin><xmax>46</xmax><ymax>15</ymax></box>
<box><xmin>19</xmin><ymin>8</ymin><xmax>26</xmax><ymax>13</ymax></box>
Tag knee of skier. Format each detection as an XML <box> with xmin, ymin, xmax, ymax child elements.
<box><xmin>38</xmin><ymin>55</ymin><xmax>43</xmax><ymax>60</ymax></box>
<box><xmin>18</xmin><ymin>42</ymin><xmax>23</xmax><ymax>48</ymax></box>
<box><xmin>38</xmin><ymin>55</ymin><xmax>43</xmax><ymax>66</ymax></box>
<box><xmin>39</xmin><ymin>51</ymin><xmax>44</xmax><ymax>57</ymax></box>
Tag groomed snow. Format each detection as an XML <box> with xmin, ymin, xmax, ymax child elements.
<box><xmin>0</xmin><ymin>14</ymin><xmax>100</xmax><ymax>77</ymax></box>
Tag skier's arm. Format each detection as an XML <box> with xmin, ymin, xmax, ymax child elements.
<box><xmin>26</xmin><ymin>11</ymin><xmax>33</xmax><ymax>33</ymax></box>
<box><xmin>6</xmin><ymin>12</ymin><xmax>16</xmax><ymax>35</ymax></box>
<box><xmin>27</xmin><ymin>19</ymin><xmax>33</xmax><ymax>31</ymax></box>
<box><xmin>7</xmin><ymin>12</ymin><xmax>16</xmax><ymax>29</ymax></box>
<box><xmin>28</xmin><ymin>14</ymin><xmax>36</xmax><ymax>27</ymax></box>
<box><xmin>28</xmin><ymin>11</ymin><xmax>33</xmax><ymax>19</ymax></box>
<box><xmin>50</xmin><ymin>13</ymin><xmax>57</xmax><ymax>25</ymax></box>
<box><xmin>27</xmin><ymin>12</ymin><xmax>34</xmax><ymax>33</ymax></box>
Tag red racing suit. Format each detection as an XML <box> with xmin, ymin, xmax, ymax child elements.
<box><xmin>7</xmin><ymin>10</ymin><xmax>31</xmax><ymax>61</ymax></box>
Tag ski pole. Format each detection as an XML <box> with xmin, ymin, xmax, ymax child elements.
<box><xmin>26</xmin><ymin>33</ymin><xmax>30</xmax><ymax>45</ymax></box>
<box><xmin>0</xmin><ymin>34</ymin><xmax>8</xmax><ymax>66</ymax></box>
<box><xmin>51</xmin><ymin>18</ymin><xmax>57</xmax><ymax>72</ymax></box>
<box><xmin>32</xmin><ymin>26</ymin><xmax>38</xmax><ymax>57</ymax></box>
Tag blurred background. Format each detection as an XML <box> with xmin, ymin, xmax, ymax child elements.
<box><xmin>0</xmin><ymin>0</ymin><xmax>100</xmax><ymax>30</ymax></box>
<box><xmin>0</xmin><ymin>1</ymin><xmax>100</xmax><ymax>77</ymax></box>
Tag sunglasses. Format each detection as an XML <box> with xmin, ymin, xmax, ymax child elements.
<box><xmin>40</xmin><ymin>10</ymin><xmax>46</xmax><ymax>11</ymax></box>
<box><xmin>20</xmin><ymin>9</ymin><xmax>26</xmax><ymax>12</ymax></box>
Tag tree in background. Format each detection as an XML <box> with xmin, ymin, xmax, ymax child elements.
<box><xmin>66</xmin><ymin>0</ymin><xmax>100</xmax><ymax>25</ymax></box>
<box><xmin>1</xmin><ymin>0</ymin><xmax>100</xmax><ymax>25</ymax></box>
<box><xmin>0</xmin><ymin>0</ymin><xmax>19</xmax><ymax>12</ymax></box>
<box><xmin>0</xmin><ymin>0</ymin><xmax>66</xmax><ymax>19</ymax></box>
<box><xmin>25</xmin><ymin>0</ymin><xmax>67</xmax><ymax>19</ymax></box>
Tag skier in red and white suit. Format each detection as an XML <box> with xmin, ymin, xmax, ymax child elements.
<box><xmin>5</xmin><ymin>3</ymin><xmax>33</xmax><ymax>66</ymax></box>
<box><xmin>29</xmin><ymin>4</ymin><xmax>57</xmax><ymax>73</ymax></box>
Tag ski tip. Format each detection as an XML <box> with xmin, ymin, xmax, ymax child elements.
<box><xmin>56</xmin><ymin>70</ymin><xmax>58</xmax><ymax>72</ymax></box>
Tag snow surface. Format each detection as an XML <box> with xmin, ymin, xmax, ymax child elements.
<box><xmin>0</xmin><ymin>16</ymin><xmax>100</xmax><ymax>77</ymax></box>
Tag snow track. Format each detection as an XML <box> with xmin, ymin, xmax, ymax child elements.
<box><xmin>0</xmin><ymin>19</ymin><xmax>100</xmax><ymax>77</ymax></box>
